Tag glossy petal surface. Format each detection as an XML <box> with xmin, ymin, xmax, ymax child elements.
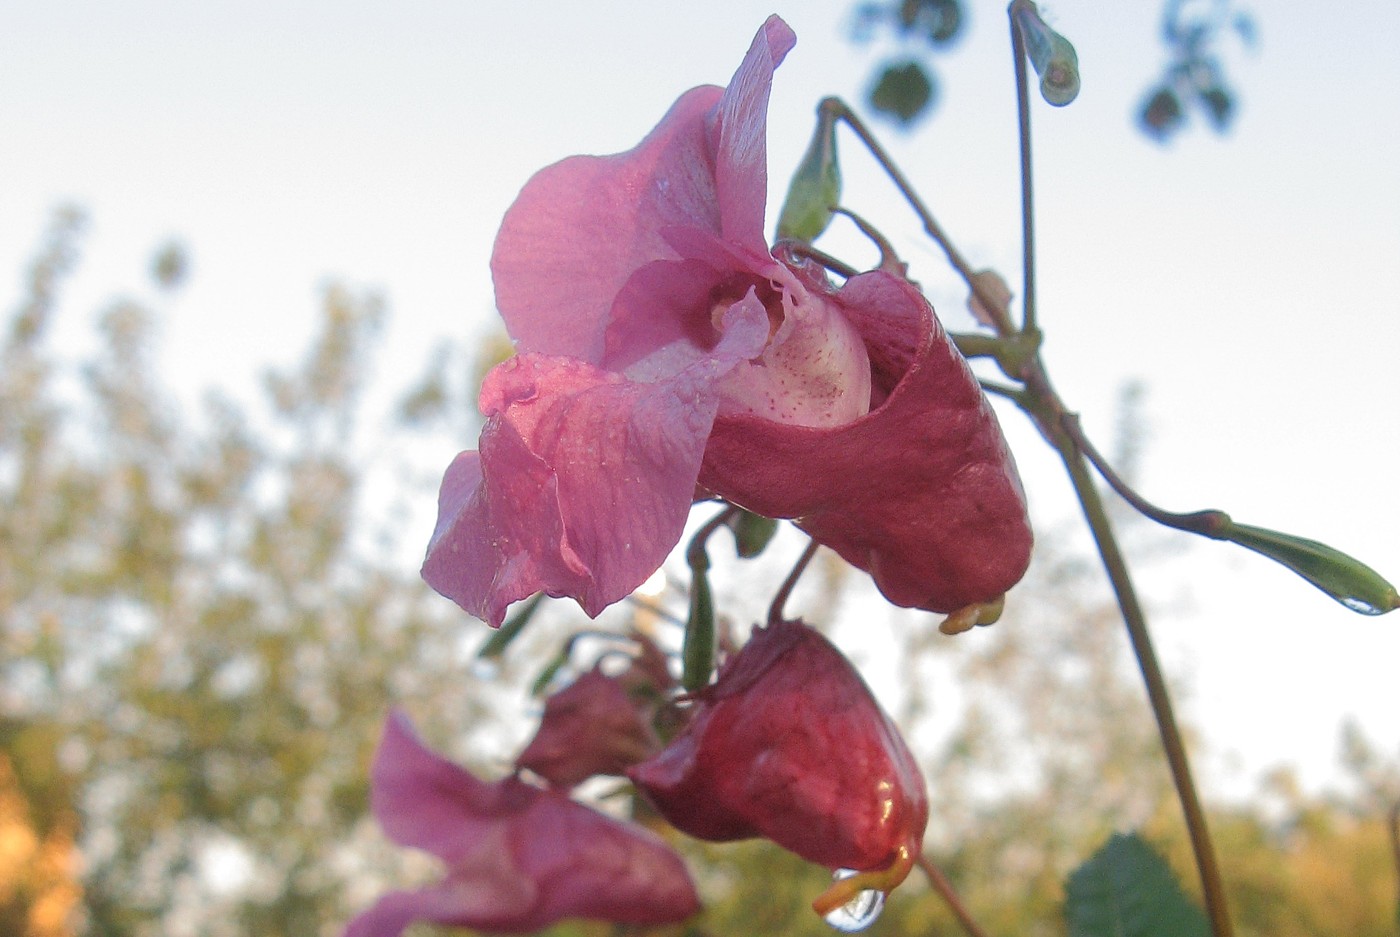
<box><xmin>629</xmin><ymin>620</ymin><xmax>928</xmax><ymax>874</ymax></box>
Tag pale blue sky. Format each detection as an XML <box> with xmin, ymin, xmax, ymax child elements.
<box><xmin>3</xmin><ymin>1</ymin><xmax>1397</xmax><ymax>796</ymax></box>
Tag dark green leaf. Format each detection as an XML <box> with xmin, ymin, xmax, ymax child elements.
<box><xmin>1065</xmin><ymin>832</ymin><xmax>1211</xmax><ymax>937</ymax></box>
<box><xmin>868</xmin><ymin>60</ymin><xmax>935</xmax><ymax>125</ymax></box>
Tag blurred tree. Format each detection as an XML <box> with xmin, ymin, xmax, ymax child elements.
<box><xmin>2</xmin><ymin>207</ymin><xmax>1393</xmax><ymax>937</ymax></box>
<box><xmin>0</xmin><ymin>208</ymin><xmax>505</xmax><ymax>937</ymax></box>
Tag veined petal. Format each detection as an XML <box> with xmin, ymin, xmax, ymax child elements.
<box><xmin>710</xmin><ymin>14</ymin><xmax>797</xmax><ymax>250</ymax></box>
<box><xmin>700</xmin><ymin>271</ymin><xmax>1032</xmax><ymax>612</ymax></box>
<box><xmin>424</xmin><ymin>306</ymin><xmax>769</xmax><ymax>627</ymax></box>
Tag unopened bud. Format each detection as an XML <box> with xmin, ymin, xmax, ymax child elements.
<box><xmin>1221</xmin><ymin>522</ymin><xmax>1398</xmax><ymax>616</ymax></box>
<box><xmin>1013</xmin><ymin>2</ymin><xmax>1081</xmax><ymax>106</ymax></box>
<box><xmin>778</xmin><ymin>99</ymin><xmax>842</xmax><ymax>242</ymax></box>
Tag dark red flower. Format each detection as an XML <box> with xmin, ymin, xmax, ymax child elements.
<box><xmin>516</xmin><ymin>668</ymin><xmax>661</xmax><ymax>790</ymax></box>
<box><xmin>628</xmin><ymin>619</ymin><xmax>928</xmax><ymax>913</ymax></box>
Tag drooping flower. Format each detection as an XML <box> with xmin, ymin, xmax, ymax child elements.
<box><xmin>423</xmin><ymin>15</ymin><xmax>1031</xmax><ymax>628</ymax></box>
<box><xmin>342</xmin><ymin>711</ymin><xmax>699</xmax><ymax>937</ymax></box>
<box><xmin>515</xmin><ymin>667</ymin><xmax>661</xmax><ymax>790</ymax></box>
<box><xmin>628</xmin><ymin>619</ymin><xmax>928</xmax><ymax>913</ymax></box>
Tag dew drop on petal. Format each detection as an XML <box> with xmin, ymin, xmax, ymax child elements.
<box><xmin>823</xmin><ymin>869</ymin><xmax>885</xmax><ymax>932</ymax></box>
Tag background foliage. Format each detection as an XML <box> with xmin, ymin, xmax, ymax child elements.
<box><xmin>2</xmin><ymin>205</ymin><xmax>1396</xmax><ymax>936</ymax></box>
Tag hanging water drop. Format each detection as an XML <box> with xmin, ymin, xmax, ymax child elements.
<box><xmin>822</xmin><ymin>869</ymin><xmax>885</xmax><ymax>932</ymax></box>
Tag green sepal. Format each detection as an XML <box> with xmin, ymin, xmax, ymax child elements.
<box><xmin>476</xmin><ymin>591</ymin><xmax>545</xmax><ymax>659</ymax></box>
<box><xmin>728</xmin><ymin>509</ymin><xmax>779</xmax><ymax>558</ymax></box>
<box><xmin>1221</xmin><ymin>521</ymin><xmax>1399</xmax><ymax>616</ymax></box>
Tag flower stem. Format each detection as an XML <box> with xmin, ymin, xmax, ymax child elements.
<box><xmin>818</xmin><ymin>98</ymin><xmax>1016</xmax><ymax>337</ymax></box>
<box><xmin>915</xmin><ymin>854</ymin><xmax>992</xmax><ymax>937</ymax></box>
<box><xmin>1010</xmin><ymin>0</ymin><xmax>1039</xmax><ymax>335</ymax></box>
<box><xmin>681</xmin><ymin>506</ymin><xmax>738</xmax><ymax>691</ymax></box>
<box><xmin>768</xmin><ymin>538</ymin><xmax>820</xmax><ymax>624</ymax></box>
<box><xmin>1022</xmin><ymin>371</ymin><xmax>1235</xmax><ymax>937</ymax></box>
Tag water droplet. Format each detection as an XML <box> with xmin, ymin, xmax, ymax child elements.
<box><xmin>822</xmin><ymin>869</ymin><xmax>884</xmax><ymax>932</ymax></box>
<box><xmin>1339</xmin><ymin>595</ymin><xmax>1385</xmax><ymax>615</ymax></box>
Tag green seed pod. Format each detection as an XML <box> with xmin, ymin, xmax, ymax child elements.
<box><xmin>777</xmin><ymin>100</ymin><xmax>842</xmax><ymax>242</ymax></box>
<box><xmin>1222</xmin><ymin>522</ymin><xmax>1399</xmax><ymax>616</ymax></box>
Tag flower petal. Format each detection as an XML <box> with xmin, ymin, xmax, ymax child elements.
<box><xmin>491</xmin><ymin>85</ymin><xmax>722</xmax><ymax>363</ymax></box>
<box><xmin>700</xmin><ymin>271</ymin><xmax>1032</xmax><ymax>612</ymax></box>
<box><xmin>516</xmin><ymin>669</ymin><xmax>659</xmax><ymax>789</ymax></box>
<box><xmin>345</xmin><ymin>712</ymin><xmax>700</xmax><ymax>937</ymax></box>
<box><xmin>423</xmin><ymin>307</ymin><xmax>769</xmax><ymax>626</ymax></box>
<box><xmin>629</xmin><ymin>619</ymin><xmax>927</xmax><ymax>873</ymax></box>
<box><xmin>490</xmin><ymin>16</ymin><xmax>794</xmax><ymax>363</ymax></box>
<box><xmin>711</xmin><ymin>15</ymin><xmax>797</xmax><ymax>250</ymax></box>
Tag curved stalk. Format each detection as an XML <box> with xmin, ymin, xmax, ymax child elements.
<box><xmin>916</xmin><ymin>854</ymin><xmax>992</xmax><ymax>937</ymax></box>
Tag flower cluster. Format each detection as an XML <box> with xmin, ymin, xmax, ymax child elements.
<box><xmin>422</xmin><ymin>14</ymin><xmax>1031</xmax><ymax>629</ymax></box>
<box><xmin>350</xmin><ymin>14</ymin><xmax>1040</xmax><ymax>936</ymax></box>
<box><xmin>344</xmin><ymin>620</ymin><xmax>926</xmax><ymax>935</ymax></box>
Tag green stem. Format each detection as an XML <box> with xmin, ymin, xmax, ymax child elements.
<box><xmin>1025</xmin><ymin>373</ymin><xmax>1235</xmax><ymax>937</ymax></box>
<box><xmin>768</xmin><ymin>539</ymin><xmax>819</xmax><ymax>624</ymax></box>
<box><xmin>1010</xmin><ymin>0</ymin><xmax>1039</xmax><ymax>335</ymax></box>
<box><xmin>821</xmin><ymin>98</ymin><xmax>1017</xmax><ymax>337</ymax></box>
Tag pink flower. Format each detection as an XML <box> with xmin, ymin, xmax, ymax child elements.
<box><xmin>342</xmin><ymin>711</ymin><xmax>699</xmax><ymax>937</ymax></box>
<box><xmin>423</xmin><ymin>15</ymin><xmax>1031</xmax><ymax>627</ymax></box>
<box><xmin>628</xmin><ymin>619</ymin><xmax>928</xmax><ymax>913</ymax></box>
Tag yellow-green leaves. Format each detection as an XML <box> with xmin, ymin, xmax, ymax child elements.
<box><xmin>777</xmin><ymin>99</ymin><xmax>842</xmax><ymax>242</ymax></box>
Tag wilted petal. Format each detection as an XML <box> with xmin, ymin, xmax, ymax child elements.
<box><xmin>343</xmin><ymin>712</ymin><xmax>699</xmax><ymax>937</ymax></box>
<box><xmin>701</xmin><ymin>271</ymin><xmax>1032</xmax><ymax>612</ymax></box>
<box><xmin>629</xmin><ymin>619</ymin><xmax>927</xmax><ymax>876</ymax></box>
<box><xmin>516</xmin><ymin>669</ymin><xmax>659</xmax><ymax>789</ymax></box>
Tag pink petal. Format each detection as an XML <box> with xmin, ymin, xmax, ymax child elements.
<box><xmin>710</xmin><ymin>15</ymin><xmax>797</xmax><ymax>250</ymax></box>
<box><xmin>699</xmin><ymin>271</ymin><xmax>1032</xmax><ymax>612</ymax></box>
<box><xmin>423</xmin><ymin>305</ymin><xmax>768</xmax><ymax>627</ymax></box>
<box><xmin>346</xmin><ymin>713</ymin><xmax>699</xmax><ymax>937</ymax></box>
<box><xmin>490</xmin><ymin>16</ymin><xmax>794</xmax><ymax>363</ymax></box>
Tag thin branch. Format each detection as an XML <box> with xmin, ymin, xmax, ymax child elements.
<box><xmin>1029</xmin><ymin>369</ymin><xmax>1234</xmax><ymax>937</ymax></box>
<box><xmin>1010</xmin><ymin>1</ymin><xmax>1039</xmax><ymax>334</ymax></box>
<box><xmin>768</xmin><ymin>539</ymin><xmax>820</xmax><ymax>624</ymax></box>
<box><xmin>916</xmin><ymin>854</ymin><xmax>992</xmax><ymax>937</ymax></box>
<box><xmin>822</xmin><ymin>98</ymin><xmax>1017</xmax><ymax>337</ymax></box>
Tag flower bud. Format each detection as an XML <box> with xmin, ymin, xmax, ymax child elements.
<box><xmin>628</xmin><ymin>619</ymin><xmax>928</xmax><ymax>913</ymax></box>
<box><xmin>516</xmin><ymin>669</ymin><xmax>660</xmax><ymax>788</ymax></box>
<box><xmin>1013</xmin><ymin>2</ymin><xmax>1080</xmax><ymax>106</ymax></box>
<box><xmin>777</xmin><ymin>100</ymin><xmax>842</xmax><ymax>242</ymax></box>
